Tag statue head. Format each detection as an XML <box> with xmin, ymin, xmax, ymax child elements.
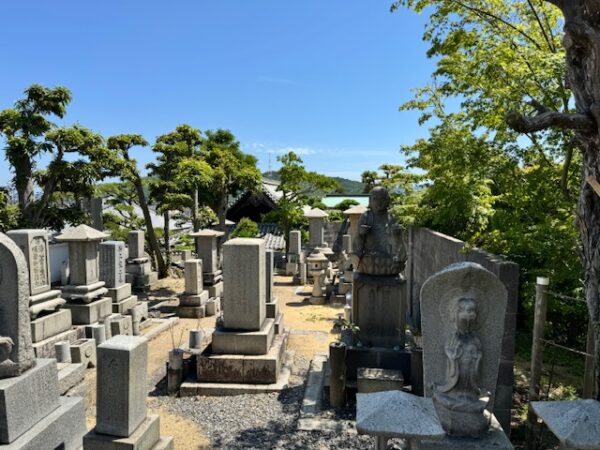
<box><xmin>455</xmin><ymin>297</ymin><xmax>478</xmax><ymax>334</ymax></box>
<box><xmin>369</xmin><ymin>186</ymin><xmax>390</xmax><ymax>213</ymax></box>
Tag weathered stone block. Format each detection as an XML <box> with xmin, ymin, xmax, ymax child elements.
<box><xmin>184</xmin><ymin>259</ymin><xmax>203</xmax><ymax>295</ymax></box>
<box><xmin>176</xmin><ymin>305</ymin><xmax>206</xmax><ymax>319</ymax></box>
<box><xmin>6</xmin><ymin>229</ymin><xmax>52</xmax><ymax>297</ymax></box>
<box><xmin>207</xmin><ymin>281</ymin><xmax>223</xmax><ymax>299</ymax></box>
<box><xmin>30</xmin><ymin>309</ymin><xmax>72</xmax><ymax>343</ymax></box>
<box><xmin>266</xmin><ymin>299</ymin><xmax>278</xmax><ymax>319</ymax></box>
<box><xmin>110</xmin><ymin>315</ymin><xmax>133</xmax><ymax>337</ymax></box>
<box><xmin>288</xmin><ymin>230</ymin><xmax>301</xmax><ymax>254</ymax></box>
<box><xmin>127</xmin><ymin>231</ymin><xmax>145</xmax><ymax>260</ymax></box>
<box><xmin>190</xmin><ymin>230</ymin><xmax>224</xmax><ymax>274</ymax></box>
<box><xmin>107</xmin><ymin>283</ymin><xmax>132</xmax><ymax>303</ymax></box>
<box><xmin>0</xmin><ymin>358</ymin><xmax>59</xmax><ymax>444</ymax></box>
<box><xmin>57</xmin><ymin>362</ymin><xmax>85</xmax><ymax>395</ymax></box>
<box><xmin>70</xmin><ymin>338</ymin><xmax>97</xmax><ymax>368</ymax></box>
<box><xmin>222</xmin><ymin>238</ymin><xmax>266</xmax><ymax>330</ymax></box>
<box><xmin>4</xmin><ymin>396</ymin><xmax>86</xmax><ymax>450</ymax></box>
<box><xmin>205</xmin><ymin>298</ymin><xmax>220</xmax><ymax>316</ymax></box>
<box><xmin>179</xmin><ymin>291</ymin><xmax>209</xmax><ymax>307</ymax></box>
<box><xmin>63</xmin><ymin>297</ymin><xmax>112</xmax><ymax>324</ymax></box>
<box><xmin>212</xmin><ymin>318</ymin><xmax>275</xmax><ymax>355</ymax></box>
<box><xmin>112</xmin><ymin>295</ymin><xmax>138</xmax><ymax>315</ymax></box>
<box><xmin>96</xmin><ymin>335</ymin><xmax>148</xmax><ymax>438</ymax></box>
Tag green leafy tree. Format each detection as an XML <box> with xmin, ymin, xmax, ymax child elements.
<box><xmin>96</xmin><ymin>181</ymin><xmax>145</xmax><ymax>241</ymax></box>
<box><xmin>106</xmin><ymin>135</ymin><xmax>167</xmax><ymax>278</ymax></box>
<box><xmin>270</xmin><ymin>151</ymin><xmax>341</xmax><ymax>252</ymax></box>
<box><xmin>199</xmin><ymin>129</ymin><xmax>262</xmax><ymax>230</ymax></box>
<box><xmin>333</xmin><ymin>199</ymin><xmax>360</xmax><ymax>211</ymax></box>
<box><xmin>0</xmin><ymin>190</ymin><xmax>19</xmax><ymax>232</ymax></box>
<box><xmin>148</xmin><ymin>124</ymin><xmax>205</xmax><ymax>265</ymax></box>
<box><xmin>0</xmin><ymin>84</ymin><xmax>72</xmax><ymax>222</ymax></box>
<box><xmin>230</xmin><ymin>217</ymin><xmax>259</xmax><ymax>238</ymax></box>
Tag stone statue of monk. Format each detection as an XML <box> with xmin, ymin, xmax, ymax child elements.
<box><xmin>353</xmin><ymin>186</ymin><xmax>406</xmax><ymax>276</ymax></box>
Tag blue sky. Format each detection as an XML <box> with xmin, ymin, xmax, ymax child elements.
<box><xmin>0</xmin><ymin>1</ymin><xmax>433</xmax><ymax>185</ymax></box>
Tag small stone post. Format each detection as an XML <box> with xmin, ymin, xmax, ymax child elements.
<box><xmin>527</xmin><ymin>276</ymin><xmax>549</xmax><ymax>450</ymax></box>
<box><xmin>329</xmin><ymin>341</ymin><xmax>346</xmax><ymax>407</ymax></box>
<box><xmin>167</xmin><ymin>348</ymin><xmax>184</xmax><ymax>395</ymax></box>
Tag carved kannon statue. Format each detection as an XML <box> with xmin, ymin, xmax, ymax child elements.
<box><xmin>433</xmin><ymin>297</ymin><xmax>491</xmax><ymax>438</ymax></box>
<box><xmin>353</xmin><ymin>186</ymin><xmax>407</xmax><ymax>276</ymax></box>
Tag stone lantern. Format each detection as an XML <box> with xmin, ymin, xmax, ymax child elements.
<box><xmin>307</xmin><ymin>248</ymin><xmax>329</xmax><ymax>305</ymax></box>
<box><xmin>304</xmin><ymin>208</ymin><xmax>329</xmax><ymax>249</ymax></box>
<box><xmin>343</xmin><ymin>204</ymin><xmax>367</xmax><ymax>245</ymax></box>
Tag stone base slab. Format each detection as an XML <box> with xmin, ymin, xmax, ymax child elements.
<box><xmin>207</xmin><ymin>281</ymin><xmax>223</xmax><ymax>299</ymax></box>
<box><xmin>126</xmin><ymin>261</ymin><xmax>152</xmax><ymax>275</ymax></box>
<box><xmin>203</xmin><ymin>270</ymin><xmax>222</xmax><ymax>284</ymax></box>
<box><xmin>181</xmin><ymin>366</ymin><xmax>291</xmax><ymax>396</ymax></box>
<box><xmin>57</xmin><ymin>362</ymin><xmax>86</xmax><ymax>395</ymax></box>
<box><xmin>421</xmin><ymin>415</ymin><xmax>513</xmax><ymax>449</ymax></box>
<box><xmin>197</xmin><ymin>332</ymin><xmax>288</xmax><ymax>384</ymax></box>
<box><xmin>112</xmin><ymin>295</ymin><xmax>139</xmax><ymax>315</ymax></box>
<box><xmin>0</xmin><ymin>358</ymin><xmax>59</xmax><ymax>444</ymax></box>
<box><xmin>212</xmin><ymin>318</ymin><xmax>275</xmax><ymax>355</ymax></box>
<box><xmin>31</xmin><ymin>309</ymin><xmax>72</xmax><ymax>343</ymax></box>
<box><xmin>64</xmin><ymin>297</ymin><xmax>112</xmax><ymax>324</ymax></box>
<box><xmin>32</xmin><ymin>327</ymin><xmax>84</xmax><ymax>359</ymax></box>
<box><xmin>110</xmin><ymin>315</ymin><xmax>133</xmax><ymax>336</ymax></box>
<box><xmin>0</xmin><ymin>396</ymin><xmax>87</xmax><ymax>450</ymax></box>
<box><xmin>179</xmin><ymin>291</ymin><xmax>209</xmax><ymax>307</ymax></box>
<box><xmin>107</xmin><ymin>284</ymin><xmax>132</xmax><ymax>303</ymax></box>
<box><xmin>83</xmin><ymin>414</ymin><xmax>172</xmax><ymax>450</ymax></box>
<box><xmin>177</xmin><ymin>305</ymin><xmax>206</xmax><ymax>319</ymax></box>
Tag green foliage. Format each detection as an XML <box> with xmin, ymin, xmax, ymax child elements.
<box><xmin>230</xmin><ymin>217</ymin><xmax>259</xmax><ymax>238</ymax></box>
<box><xmin>390</xmin><ymin>1</ymin><xmax>583</xmax><ymax>344</ymax></box>
<box><xmin>333</xmin><ymin>199</ymin><xmax>359</xmax><ymax>211</ymax></box>
<box><xmin>97</xmin><ymin>181</ymin><xmax>145</xmax><ymax>241</ymax></box>
<box><xmin>326</xmin><ymin>210</ymin><xmax>345</xmax><ymax>222</ymax></box>
<box><xmin>0</xmin><ymin>191</ymin><xmax>19</xmax><ymax>232</ymax></box>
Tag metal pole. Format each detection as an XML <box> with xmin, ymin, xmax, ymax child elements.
<box><xmin>527</xmin><ymin>276</ymin><xmax>549</xmax><ymax>450</ymax></box>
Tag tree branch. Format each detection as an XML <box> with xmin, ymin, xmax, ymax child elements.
<box><xmin>527</xmin><ymin>0</ymin><xmax>556</xmax><ymax>52</ymax></box>
<box><xmin>506</xmin><ymin>110</ymin><xmax>596</xmax><ymax>132</ymax></box>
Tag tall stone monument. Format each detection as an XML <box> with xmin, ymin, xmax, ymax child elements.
<box><xmin>57</xmin><ymin>224</ymin><xmax>113</xmax><ymax>325</ymax></box>
<box><xmin>193</xmin><ymin>238</ymin><xmax>289</xmax><ymax>390</ymax></box>
<box><xmin>0</xmin><ymin>232</ymin><xmax>87</xmax><ymax>449</ymax></box>
<box><xmin>100</xmin><ymin>240</ymin><xmax>138</xmax><ymax>314</ymax></box>
<box><xmin>352</xmin><ymin>186</ymin><xmax>407</xmax><ymax>347</ymax></box>
<box><xmin>125</xmin><ymin>230</ymin><xmax>158</xmax><ymax>293</ymax></box>
<box><xmin>189</xmin><ymin>229</ymin><xmax>224</xmax><ymax>298</ymax></box>
<box><xmin>286</xmin><ymin>229</ymin><xmax>302</xmax><ymax>277</ymax></box>
<box><xmin>83</xmin><ymin>335</ymin><xmax>173</xmax><ymax>449</ymax></box>
<box><xmin>420</xmin><ymin>262</ymin><xmax>512</xmax><ymax>447</ymax></box>
<box><xmin>177</xmin><ymin>258</ymin><xmax>210</xmax><ymax>318</ymax></box>
<box><xmin>7</xmin><ymin>229</ymin><xmax>74</xmax><ymax>356</ymax></box>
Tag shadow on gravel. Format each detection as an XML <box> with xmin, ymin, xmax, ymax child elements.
<box><xmin>285</xmin><ymin>300</ymin><xmax>313</xmax><ymax>308</ymax></box>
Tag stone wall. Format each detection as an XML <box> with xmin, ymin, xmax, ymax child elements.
<box><xmin>406</xmin><ymin>227</ymin><xmax>519</xmax><ymax>434</ymax></box>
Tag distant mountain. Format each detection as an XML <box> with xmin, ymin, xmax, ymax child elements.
<box><xmin>262</xmin><ymin>172</ymin><xmax>365</xmax><ymax>195</ymax></box>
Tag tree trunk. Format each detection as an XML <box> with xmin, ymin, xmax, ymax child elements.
<box><xmin>217</xmin><ymin>192</ymin><xmax>228</xmax><ymax>232</ymax></box>
<box><xmin>163</xmin><ymin>211</ymin><xmax>171</xmax><ymax>269</ymax></box>
<box><xmin>192</xmin><ymin>188</ymin><xmax>199</xmax><ymax>232</ymax></box>
<box><xmin>548</xmin><ymin>0</ymin><xmax>600</xmax><ymax>399</ymax></box>
<box><xmin>13</xmin><ymin>155</ymin><xmax>35</xmax><ymax>225</ymax></box>
<box><xmin>132</xmin><ymin>173</ymin><xmax>167</xmax><ymax>278</ymax></box>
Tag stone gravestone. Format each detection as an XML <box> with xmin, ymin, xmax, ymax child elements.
<box><xmin>84</xmin><ymin>335</ymin><xmax>173</xmax><ymax>449</ymax></box>
<box><xmin>0</xmin><ymin>231</ymin><xmax>87</xmax><ymax>449</ymax></box>
<box><xmin>57</xmin><ymin>224</ymin><xmax>112</xmax><ymax>325</ymax></box>
<box><xmin>420</xmin><ymin>262</ymin><xmax>512</xmax><ymax>448</ymax></box>
<box><xmin>190</xmin><ymin>229</ymin><xmax>224</xmax><ymax>298</ymax></box>
<box><xmin>286</xmin><ymin>230</ymin><xmax>301</xmax><ymax>276</ymax></box>
<box><xmin>100</xmin><ymin>240</ymin><xmax>139</xmax><ymax>315</ymax></box>
<box><xmin>265</xmin><ymin>248</ymin><xmax>284</xmax><ymax>334</ymax></box>
<box><xmin>7</xmin><ymin>229</ymin><xmax>73</xmax><ymax>352</ymax></box>
<box><xmin>125</xmin><ymin>230</ymin><xmax>158</xmax><ymax>293</ymax></box>
<box><xmin>177</xmin><ymin>259</ymin><xmax>209</xmax><ymax>318</ymax></box>
<box><xmin>193</xmin><ymin>238</ymin><xmax>289</xmax><ymax>389</ymax></box>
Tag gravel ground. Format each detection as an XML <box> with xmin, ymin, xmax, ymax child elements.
<box><xmin>149</xmin><ymin>355</ymin><xmax>383</xmax><ymax>450</ymax></box>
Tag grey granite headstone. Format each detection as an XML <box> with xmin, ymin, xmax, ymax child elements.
<box><xmin>184</xmin><ymin>259</ymin><xmax>203</xmax><ymax>295</ymax></box>
<box><xmin>289</xmin><ymin>230</ymin><xmax>301</xmax><ymax>255</ymax></box>
<box><xmin>127</xmin><ymin>231</ymin><xmax>145</xmax><ymax>260</ymax></box>
<box><xmin>99</xmin><ymin>241</ymin><xmax>126</xmax><ymax>289</ymax></box>
<box><xmin>90</xmin><ymin>197</ymin><xmax>104</xmax><ymax>231</ymax></box>
<box><xmin>96</xmin><ymin>335</ymin><xmax>148</xmax><ymax>437</ymax></box>
<box><xmin>0</xmin><ymin>232</ymin><xmax>36</xmax><ymax>378</ymax></box>
<box><xmin>6</xmin><ymin>229</ymin><xmax>51</xmax><ymax>296</ymax></box>
<box><xmin>420</xmin><ymin>262</ymin><xmax>507</xmax><ymax>406</ymax></box>
<box><xmin>265</xmin><ymin>249</ymin><xmax>274</xmax><ymax>302</ymax></box>
<box><xmin>222</xmin><ymin>238</ymin><xmax>266</xmax><ymax>330</ymax></box>
<box><xmin>190</xmin><ymin>229</ymin><xmax>224</xmax><ymax>274</ymax></box>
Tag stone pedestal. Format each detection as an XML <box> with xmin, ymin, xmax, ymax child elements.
<box><xmin>352</xmin><ymin>273</ymin><xmax>406</xmax><ymax>348</ymax></box>
<box><xmin>190</xmin><ymin>230</ymin><xmax>224</xmax><ymax>301</ymax></box>
<box><xmin>84</xmin><ymin>335</ymin><xmax>173</xmax><ymax>449</ymax></box>
<box><xmin>125</xmin><ymin>231</ymin><xmax>158</xmax><ymax>293</ymax></box>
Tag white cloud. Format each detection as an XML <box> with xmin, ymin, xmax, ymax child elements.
<box><xmin>266</xmin><ymin>146</ymin><xmax>317</xmax><ymax>156</ymax></box>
